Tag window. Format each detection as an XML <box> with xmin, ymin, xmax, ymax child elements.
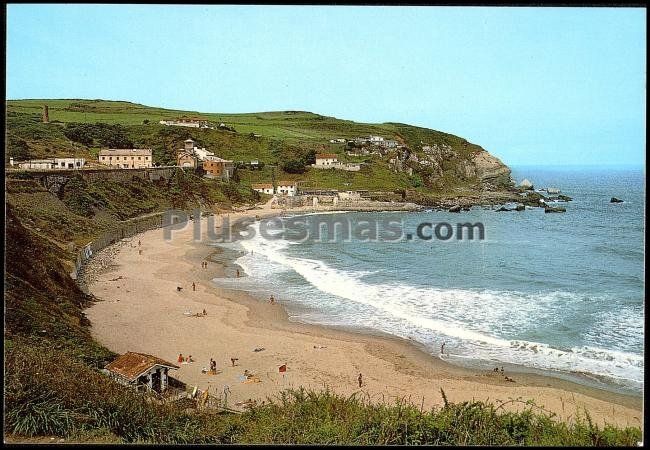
<box><xmin>138</xmin><ymin>156</ymin><xmax>141</xmax><ymax>160</ymax></box>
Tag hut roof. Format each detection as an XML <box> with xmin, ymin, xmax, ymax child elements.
<box><xmin>105</xmin><ymin>352</ymin><xmax>179</xmax><ymax>382</ymax></box>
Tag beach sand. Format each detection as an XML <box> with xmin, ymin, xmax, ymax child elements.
<box><xmin>83</xmin><ymin>203</ymin><xmax>642</xmax><ymax>428</ymax></box>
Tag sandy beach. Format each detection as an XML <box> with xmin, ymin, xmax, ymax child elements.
<box><xmin>83</xmin><ymin>202</ymin><xmax>642</xmax><ymax>428</ymax></box>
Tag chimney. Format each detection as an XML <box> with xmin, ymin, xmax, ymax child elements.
<box><xmin>43</xmin><ymin>105</ymin><xmax>50</xmax><ymax>123</ymax></box>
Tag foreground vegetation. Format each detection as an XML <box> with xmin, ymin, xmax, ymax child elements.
<box><xmin>5</xmin><ymin>342</ymin><xmax>640</xmax><ymax>445</ymax></box>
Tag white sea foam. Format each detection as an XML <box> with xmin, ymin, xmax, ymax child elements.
<box><xmin>227</xmin><ymin>222</ymin><xmax>644</xmax><ymax>388</ymax></box>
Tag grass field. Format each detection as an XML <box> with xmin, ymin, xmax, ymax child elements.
<box><xmin>6</xmin><ymin>99</ymin><xmax>495</xmax><ymax>195</ymax></box>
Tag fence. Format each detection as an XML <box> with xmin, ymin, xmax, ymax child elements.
<box><xmin>71</xmin><ymin>211</ymin><xmax>185</xmax><ymax>280</ymax></box>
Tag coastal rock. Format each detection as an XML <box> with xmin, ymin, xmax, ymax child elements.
<box><xmin>448</xmin><ymin>205</ymin><xmax>461</xmax><ymax>213</ymax></box>
<box><xmin>610</xmin><ymin>197</ymin><xmax>624</xmax><ymax>203</ymax></box>
<box><xmin>557</xmin><ymin>194</ymin><xmax>572</xmax><ymax>202</ymax></box>
<box><xmin>471</xmin><ymin>150</ymin><xmax>512</xmax><ymax>188</ymax></box>
<box><xmin>518</xmin><ymin>178</ymin><xmax>534</xmax><ymax>190</ymax></box>
<box><xmin>515</xmin><ymin>204</ymin><xmax>525</xmax><ymax>211</ymax></box>
<box><xmin>544</xmin><ymin>205</ymin><xmax>566</xmax><ymax>213</ymax></box>
<box><xmin>495</xmin><ymin>206</ymin><xmax>512</xmax><ymax>212</ymax></box>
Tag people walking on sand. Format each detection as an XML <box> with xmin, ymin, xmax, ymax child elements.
<box><xmin>186</xmin><ymin>355</ymin><xmax>193</xmax><ymax>363</ymax></box>
<box><xmin>138</xmin><ymin>239</ymin><xmax>141</xmax><ymax>246</ymax></box>
<box><xmin>358</xmin><ymin>373</ymin><xmax>363</xmax><ymax>388</ymax></box>
<box><xmin>192</xmin><ymin>282</ymin><xmax>196</xmax><ymax>291</ymax></box>
<box><xmin>231</xmin><ymin>357</ymin><xmax>239</xmax><ymax>367</ymax></box>
<box><xmin>236</xmin><ymin>269</ymin><xmax>240</xmax><ymax>278</ymax></box>
<box><xmin>440</xmin><ymin>342</ymin><xmax>446</xmax><ymax>356</ymax></box>
<box><xmin>269</xmin><ymin>295</ymin><xmax>275</xmax><ymax>305</ymax></box>
<box><xmin>178</xmin><ymin>353</ymin><xmax>184</xmax><ymax>364</ymax></box>
<box><xmin>202</xmin><ymin>308</ymin><xmax>207</xmax><ymax>316</ymax></box>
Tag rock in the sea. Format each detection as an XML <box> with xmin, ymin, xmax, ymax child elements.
<box><xmin>496</xmin><ymin>206</ymin><xmax>512</xmax><ymax>212</ymax></box>
<box><xmin>515</xmin><ymin>204</ymin><xmax>525</xmax><ymax>211</ymax></box>
<box><xmin>547</xmin><ymin>187</ymin><xmax>561</xmax><ymax>194</ymax></box>
<box><xmin>557</xmin><ymin>194</ymin><xmax>572</xmax><ymax>202</ymax></box>
<box><xmin>448</xmin><ymin>205</ymin><xmax>461</xmax><ymax>213</ymax></box>
<box><xmin>544</xmin><ymin>205</ymin><xmax>566</xmax><ymax>213</ymax></box>
<box><xmin>518</xmin><ymin>178</ymin><xmax>534</xmax><ymax>190</ymax></box>
<box><xmin>610</xmin><ymin>197</ymin><xmax>624</xmax><ymax>203</ymax></box>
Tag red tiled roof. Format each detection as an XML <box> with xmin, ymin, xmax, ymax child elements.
<box><xmin>105</xmin><ymin>352</ymin><xmax>179</xmax><ymax>382</ymax></box>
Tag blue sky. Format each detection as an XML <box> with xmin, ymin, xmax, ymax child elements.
<box><xmin>6</xmin><ymin>5</ymin><xmax>646</xmax><ymax>166</ymax></box>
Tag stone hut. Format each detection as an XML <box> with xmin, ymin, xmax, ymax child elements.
<box><xmin>104</xmin><ymin>352</ymin><xmax>179</xmax><ymax>393</ymax></box>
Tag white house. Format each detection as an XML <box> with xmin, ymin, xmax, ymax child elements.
<box><xmin>368</xmin><ymin>135</ymin><xmax>384</xmax><ymax>143</ymax></box>
<box><xmin>17</xmin><ymin>159</ymin><xmax>56</xmax><ymax>170</ymax></box>
<box><xmin>314</xmin><ymin>153</ymin><xmax>339</xmax><ymax>167</ymax></box>
<box><xmin>55</xmin><ymin>157</ymin><xmax>86</xmax><ymax>169</ymax></box>
<box><xmin>252</xmin><ymin>183</ymin><xmax>274</xmax><ymax>195</ymax></box>
<box><xmin>104</xmin><ymin>352</ymin><xmax>179</xmax><ymax>393</ymax></box>
<box><xmin>159</xmin><ymin>117</ymin><xmax>210</xmax><ymax>129</ymax></box>
<box><xmin>180</xmin><ymin>138</ymin><xmax>214</xmax><ymax>161</ymax></box>
<box><xmin>276</xmin><ymin>181</ymin><xmax>297</xmax><ymax>196</ymax></box>
<box><xmin>15</xmin><ymin>157</ymin><xmax>86</xmax><ymax>170</ymax></box>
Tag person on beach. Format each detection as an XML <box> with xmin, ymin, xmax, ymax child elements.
<box><xmin>440</xmin><ymin>342</ymin><xmax>446</xmax><ymax>356</ymax></box>
<box><xmin>269</xmin><ymin>295</ymin><xmax>275</xmax><ymax>305</ymax></box>
<box><xmin>236</xmin><ymin>269</ymin><xmax>240</xmax><ymax>278</ymax></box>
<box><xmin>358</xmin><ymin>373</ymin><xmax>363</xmax><ymax>388</ymax></box>
<box><xmin>231</xmin><ymin>357</ymin><xmax>238</xmax><ymax>367</ymax></box>
<box><xmin>192</xmin><ymin>282</ymin><xmax>196</xmax><ymax>291</ymax></box>
<box><xmin>202</xmin><ymin>308</ymin><xmax>207</xmax><ymax>316</ymax></box>
<box><xmin>138</xmin><ymin>239</ymin><xmax>141</xmax><ymax>246</ymax></box>
<box><xmin>186</xmin><ymin>355</ymin><xmax>193</xmax><ymax>363</ymax></box>
<box><xmin>178</xmin><ymin>353</ymin><xmax>184</xmax><ymax>364</ymax></box>
<box><xmin>139</xmin><ymin>249</ymin><xmax>142</xmax><ymax>255</ymax></box>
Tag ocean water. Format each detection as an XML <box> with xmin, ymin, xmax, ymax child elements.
<box><xmin>213</xmin><ymin>166</ymin><xmax>645</xmax><ymax>392</ymax></box>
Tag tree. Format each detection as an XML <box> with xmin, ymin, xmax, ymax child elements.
<box><xmin>282</xmin><ymin>159</ymin><xmax>307</xmax><ymax>174</ymax></box>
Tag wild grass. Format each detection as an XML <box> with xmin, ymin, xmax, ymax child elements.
<box><xmin>4</xmin><ymin>342</ymin><xmax>641</xmax><ymax>445</ymax></box>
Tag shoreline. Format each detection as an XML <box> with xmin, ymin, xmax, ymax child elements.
<box><xmin>82</xmin><ymin>204</ymin><xmax>642</xmax><ymax>428</ymax></box>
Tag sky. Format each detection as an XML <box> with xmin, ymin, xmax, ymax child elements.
<box><xmin>6</xmin><ymin>5</ymin><xmax>646</xmax><ymax>166</ymax></box>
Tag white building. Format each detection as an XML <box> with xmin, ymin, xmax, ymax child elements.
<box><xmin>252</xmin><ymin>183</ymin><xmax>274</xmax><ymax>195</ymax></box>
<box><xmin>180</xmin><ymin>138</ymin><xmax>214</xmax><ymax>161</ymax></box>
<box><xmin>159</xmin><ymin>117</ymin><xmax>210</xmax><ymax>129</ymax></box>
<box><xmin>276</xmin><ymin>181</ymin><xmax>297</xmax><ymax>196</ymax></box>
<box><xmin>17</xmin><ymin>159</ymin><xmax>56</xmax><ymax>170</ymax></box>
<box><xmin>368</xmin><ymin>135</ymin><xmax>384</xmax><ymax>143</ymax></box>
<box><xmin>14</xmin><ymin>157</ymin><xmax>86</xmax><ymax>170</ymax></box>
<box><xmin>99</xmin><ymin>149</ymin><xmax>153</xmax><ymax>169</ymax></box>
<box><xmin>55</xmin><ymin>157</ymin><xmax>86</xmax><ymax>169</ymax></box>
<box><xmin>314</xmin><ymin>153</ymin><xmax>339</xmax><ymax>167</ymax></box>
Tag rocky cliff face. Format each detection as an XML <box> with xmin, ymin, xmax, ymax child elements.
<box><xmin>470</xmin><ymin>149</ymin><xmax>513</xmax><ymax>189</ymax></box>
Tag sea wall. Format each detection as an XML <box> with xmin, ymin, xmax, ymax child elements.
<box><xmin>6</xmin><ymin>167</ymin><xmax>178</xmax><ymax>196</ymax></box>
<box><xmin>71</xmin><ymin>210</ymin><xmax>192</xmax><ymax>283</ymax></box>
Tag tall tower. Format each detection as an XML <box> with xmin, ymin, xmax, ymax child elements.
<box><xmin>42</xmin><ymin>105</ymin><xmax>50</xmax><ymax>123</ymax></box>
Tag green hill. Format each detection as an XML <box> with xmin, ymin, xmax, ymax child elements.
<box><xmin>6</xmin><ymin>99</ymin><xmax>513</xmax><ymax>198</ymax></box>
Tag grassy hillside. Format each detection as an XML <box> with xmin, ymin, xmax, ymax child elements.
<box><xmin>6</xmin><ymin>99</ymin><xmax>511</xmax><ymax>195</ymax></box>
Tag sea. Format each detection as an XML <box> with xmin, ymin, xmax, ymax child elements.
<box><xmin>212</xmin><ymin>166</ymin><xmax>645</xmax><ymax>394</ymax></box>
